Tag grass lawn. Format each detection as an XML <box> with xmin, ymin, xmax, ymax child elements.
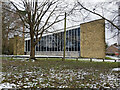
<box><xmin>1</xmin><ymin>58</ymin><xmax>120</xmax><ymax>88</ymax></box>
<box><xmin>105</xmin><ymin>57</ymin><xmax>113</xmax><ymax>60</ymax></box>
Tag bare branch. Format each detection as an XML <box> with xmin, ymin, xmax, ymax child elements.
<box><xmin>77</xmin><ymin>2</ymin><xmax>120</xmax><ymax>31</ymax></box>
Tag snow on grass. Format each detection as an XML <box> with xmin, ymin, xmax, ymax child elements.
<box><xmin>112</xmin><ymin>68</ymin><xmax>120</xmax><ymax>72</ymax></box>
<box><xmin>1</xmin><ymin>68</ymin><xmax>119</xmax><ymax>88</ymax></box>
<box><xmin>0</xmin><ymin>83</ymin><xmax>16</xmax><ymax>89</ymax></box>
<box><xmin>1</xmin><ymin>59</ymin><xmax>120</xmax><ymax>88</ymax></box>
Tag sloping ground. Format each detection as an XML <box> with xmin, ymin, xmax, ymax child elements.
<box><xmin>1</xmin><ymin>58</ymin><xmax>120</xmax><ymax>89</ymax></box>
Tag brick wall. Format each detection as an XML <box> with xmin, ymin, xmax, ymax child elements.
<box><xmin>9</xmin><ymin>35</ymin><xmax>24</xmax><ymax>55</ymax></box>
<box><xmin>80</xmin><ymin>19</ymin><xmax>105</xmax><ymax>58</ymax></box>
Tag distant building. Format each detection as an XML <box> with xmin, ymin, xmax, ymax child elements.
<box><xmin>106</xmin><ymin>43</ymin><xmax>120</xmax><ymax>56</ymax></box>
<box><xmin>117</xmin><ymin>2</ymin><xmax>120</xmax><ymax>45</ymax></box>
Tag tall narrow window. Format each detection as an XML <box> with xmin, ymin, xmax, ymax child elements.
<box><xmin>72</xmin><ymin>29</ymin><xmax>74</xmax><ymax>51</ymax></box>
<box><xmin>28</xmin><ymin>40</ymin><xmax>30</xmax><ymax>51</ymax></box>
<box><xmin>68</xmin><ymin>30</ymin><xmax>69</xmax><ymax>52</ymax></box>
<box><xmin>58</xmin><ymin>33</ymin><xmax>61</xmax><ymax>51</ymax></box>
<box><xmin>47</xmin><ymin>35</ymin><xmax>50</xmax><ymax>51</ymax></box>
<box><xmin>44</xmin><ymin>36</ymin><xmax>46</xmax><ymax>51</ymax></box>
<box><xmin>41</xmin><ymin>37</ymin><xmax>44</xmax><ymax>51</ymax></box>
<box><xmin>54</xmin><ymin>34</ymin><xmax>57</xmax><ymax>51</ymax></box>
<box><xmin>52</xmin><ymin>34</ymin><xmax>55</xmax><ymax>51</ymax></box>
<box><xmin>78</xmin><ymin>28</ymin><xmax>80</xmax><ymax>51</ymax></box>
<box><xmin>50</xmin><ymin>35</ymin><xmax>52</xmax><ymax>51</ymax></box>
<box><xmin>25</xmin><ymin>41</ymin><xmax>27</xmax><ymax>52</ymax></box>
<box><xmin>60</xmin><ymin>32</ymin><xmax>62</xmax><ymax>51</ymax></box>
<box><xmin>66</xmin><ymin>31</ymin><xmax>68</xmax><ymax>51</ymax></box>
<box><xmin>46</xmin><ymin>36</ymin><xmax>47</xmax><ymax>51</ymax></box>
<box><xmin>56</xmin><ymin>34</ymin><xmax>58</xmax><ymax>51</ymax></box>
<box><xmin>69</xmin><ymin>30</ymin><xmax>72</xmax><ymax>51</ymax></box>
<box><xmin>39</xmin><ymin>41</ymin><xmax>40</xmax><ymax>51</ymax></box>
<box><xmin>75</xmin><ymin>29</ymin><xmax>77</xmax><ymax>51</ymax></box>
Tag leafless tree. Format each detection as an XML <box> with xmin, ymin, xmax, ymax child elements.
<box><xmin>77</xmin><ymin>1</ymin><xmax>120</xmax><ymax>30</ymax></box>
<box><xmin>10</xmin><ymin>0</ymin><xmax>72</xmax><ymax>59</ymax></box>
<box><xmin>71</xmin><ymin>0</ymin><xmax>120</xmax><ymax>43</ymax></box>
<box><xmin>2</xmin><ymin>2</ymin><xmax>22</xmax><ymax>54</ymax></box>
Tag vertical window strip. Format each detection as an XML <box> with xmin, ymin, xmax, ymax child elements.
<box><xmin>68</xmin><ymin>30</ymin><xmax>70</xmax><ymax>52</ymax></box>
<box><xmin>27</xmin><ymin>40</ymin><xmax>29</xmax><ymax>52</ymax></box>
<box><xmin>73</xmin><ymin>29</ymin><xmax>75</xmax><ymax>51</ymax></box>
<box><xmin>46</xmin><ymin>36</ymin><xmax>47</xmax><ymax>52</ymax></box>
<box><xmin>25</xmin><ymin>41</ymin><xmax>27</xmax><ymax>52</ymax></box>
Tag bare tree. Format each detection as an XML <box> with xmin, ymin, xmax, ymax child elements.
<box><xmin>77</xmin><ymin>1</ymin><xmax>120</xmax><ymax>31</ymax></box>
<box><xmin>69</xmin><ymin>1</ymin><xmax>119</xmax><ymax>38</ymax></box>
<box><xmin>10</xmin><ymin>0</ymin><xmax>71</xmax><ymax>59</ymax></box>
<box><xmin>2</xmin><ymin>2</ymin><xmax>22</xmax><ymax>54</ymax></box>
<box><xmin>68</xmin><ymin>0</ymin><xmax>120</xmax><ymax>45</ymax></box>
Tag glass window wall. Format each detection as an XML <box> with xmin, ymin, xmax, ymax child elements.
<box><xmin>25</xmin><ymin>27</ymin><xmax>80</xmax><ymax>52</ymax></box>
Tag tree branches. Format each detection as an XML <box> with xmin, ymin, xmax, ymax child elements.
<box><xmin>77</xmin><ymin>1</ymin><xmax>120</xmax><ymax>31</ymax></box>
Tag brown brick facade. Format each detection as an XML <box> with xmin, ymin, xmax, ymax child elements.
<box><xmin>9</xmin><ymin>35</ymin><xmax>24</xmax><ymax>55</ymax></box>
<box><xmin>80</xmin><ymin>19</ymin><xmax>105</xmax><ymax>58</ymax></box>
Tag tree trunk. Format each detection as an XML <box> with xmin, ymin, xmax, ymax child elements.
<box><xmin>30</xmin><ymin>37</ymin><xmax>35</xmax><ymax>59</ymax></box>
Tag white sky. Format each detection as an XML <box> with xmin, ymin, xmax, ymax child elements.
<box><xmin>64</xmin><ymin>0</ymin><xmax>111</xmax><ymax>3</ymax></box>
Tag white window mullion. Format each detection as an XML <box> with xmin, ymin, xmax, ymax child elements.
<box><xmin>46</xmin><ymin>36</ymin><xmax>47</xmax><ymax>52</ymax></box>
<box><xmin>74</xmin><ymin>29</ymin><xmax>75</xmax><ymax>51</ymax></box>
<box><xmin>57</xmin><ymin>34</ymin><xmax>58</xmax><ymax>51</ymax></box>
<box><xmin>27</xmin><ymin>40</ymin><xmax>28</xmax><ymax>51</ymax></box>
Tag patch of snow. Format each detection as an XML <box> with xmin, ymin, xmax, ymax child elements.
<box><xmin>112</xmin><ymin>68</ymin><xmax>120</xmax><ymax>72</ymax></box>
<box><xmin>25</xmin><ymin>72</ymin><xmax>33</xmax><ymax>74</ymax></box>
<box><xmin>0</xmin><ymin>83</ymin><xmax>16</xmax><ymax>89</ymax></box>
<box><xmin>23</xmin><ymin>85</ymin><xmax>30</xmax><ymax>88</ymax></box>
